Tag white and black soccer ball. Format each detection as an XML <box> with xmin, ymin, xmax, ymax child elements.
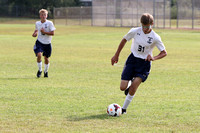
<box><xmin>107</xmin><ymin>103</ymin><xmax>122</xmax><ymax>117</ymax></box>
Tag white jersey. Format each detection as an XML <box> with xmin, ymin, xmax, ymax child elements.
<box><xmin>35</xmin><ymin>20</ymin><xmax>56</xmax><ymax>44</ymax></box>
<box><xmin>123</xmin><ymin>27</ymin><xmax>165</xmax><ymax>59</ymax></box>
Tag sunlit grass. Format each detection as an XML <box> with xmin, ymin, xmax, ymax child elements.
<box><xmin>0</xmin><ymin>24</ymin><xmax>199</xmax><ymax>132</ymax></box>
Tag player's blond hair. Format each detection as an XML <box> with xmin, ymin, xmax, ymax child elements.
<box><xmin>140</xmin><ymin>13</ymin><xmax>154</xmax><ymax>25</ymax></box>
<box><xmin>39</xmin><ymin>9</ymin><xmax>48</xmax><ymax>14</ymax></box>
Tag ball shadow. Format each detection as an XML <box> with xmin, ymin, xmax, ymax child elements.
<box><xmin>67</xmin><ymin>113</ymin><xmax>111</xmax><ymax>121</ymax></box>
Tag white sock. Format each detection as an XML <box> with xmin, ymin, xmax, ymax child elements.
<box><xmin>44</xmin><ymin>63</ymin><xmax>50</xmax><ymax>73</ymax></box>
<box><xmin>37</xmin><ymin>62</ymin><xmax>42</xmax><ymax>72</ymax></box>
<box><xmin>127</xmin><ymin>80</ymin><xmax>132</xmax><ymax>88</ymax></box>
<box><xmin>122</xmin><ymin>93</ymin><xmax>134</xmax><ymax>109</ymax></box>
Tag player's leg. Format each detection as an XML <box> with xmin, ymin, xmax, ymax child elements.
<box><xmin>120</xmin><ymin>53</ymin><xmax>135</xmax><ymax>91</ymax></box>
<box><xmin>124</xmin><ymin>79</ymin><xmax>133</xmax><ymax>95</ymax></box>
<box><xmin>37</xmin><ymin>52</ymin><xmax>42</xmax><ymax>63</ymax></box>
<box><xmin>120</xmin><ymin>80</ymin><xmax>129</xmax><ymax>91</ymax></box>
<box><xmin>36</xmin><ymin>52</ymin><xmax>42</xmax><ymax>77</ymax></box>
<box><xmin>128</xmin><ymin>77</ymin><xmax>142</xmax><ymax>96</ymax></box>
<box><xmin>44</xmin><ymin>56</ymin><xmax>50</xmax><ymax>77</ymax></box>
<box><xmin>122</xmin><ymin>58</ymin><xmax>150</xmax><ymax>114</ymax></box>
<box><xmin>122</xmin><ymin>77</ymin><xmax>142</xmax><ymax>114</ymax></box>
<box><xmin>44</xmin><ymin>56</ymin><xmax>49</xmax><ymax>64</ymax></box>
<box><xmin>43</xmin><ymin>44</ymin><xmax>52</xmax><ymax>77</ymax></box>
<box><xmin>34</xmin><ymin>40</ymin><xmax>44</xmax><ymax>78</ymax></box>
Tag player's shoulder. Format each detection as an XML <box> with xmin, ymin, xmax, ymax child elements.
<box><xmin>128</xmin><ymin>26</ymin><xmax>141</xmax><ymax>34</ymax></box>
<box><xmin>46</xmin><ymin>20</ymin><xmax>54</xmax><ymax>24</ymax></box>
<box><xmin>150</xmin><ymin>30</ymin><xmax>163</xmax><ymax>43</ymax></box>
<box><xmin>130</xmin><ymin>26</ymin><xmax>141</xmax><ymax>31</ymax></box>
<box><xmin>151</xmin><ymin>30</ymin><xmax>161</xmax><ymax>39</ymax></box>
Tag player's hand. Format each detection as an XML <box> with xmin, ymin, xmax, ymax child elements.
<box><xmin>32</xmin><ymin>32</ymin><xmax>37</xmax><ymax>37</ymax></box>
<box><xmin>145</xmin><ymin>54</ymin><xmax>154</xmax><ymax>61</ymax></box>
<box><xmin>111</xmin><ymin>55</ymin><xmax>118</xmax><ymax>65</ymax></box>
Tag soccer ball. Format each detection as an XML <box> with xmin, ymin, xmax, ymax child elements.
<box><xmin>107</xmin><ymin>103</ymin><xmax>122</xmax><ymax>117</ymax></box>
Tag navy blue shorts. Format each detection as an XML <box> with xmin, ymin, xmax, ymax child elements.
<box><xmin>121</xmin><ymin>53</ymin><xmax>151</xmax><ymax>82</ymax></box>
<box><xmin>33</xmin><ymin>40</ymin><xmax>52</xmax><ymax>58</ymax></box>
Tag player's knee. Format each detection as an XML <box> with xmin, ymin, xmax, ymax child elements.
<box><xmin>120</xmin><ymin>80</ymin><xmax>129</xmax><ymax>91</ymax></box>
<box><xmin>120</xmin><ymin>85</ymin><xmax>127</xmax><ymax>91</ymax></box>
<box><xmin>37</xmin><ymin>53</ymin><xmax>42</xmax><ymax>57</ymax></box>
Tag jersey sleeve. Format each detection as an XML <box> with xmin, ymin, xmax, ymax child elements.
<box><xmin>49</xmin><ymin>22</ymin><xmax>56</xmax><ymax>31</ymax></box>
<box><xmin>155</xmin><ymin>35</ymin><xmax>165</xmax><ymax>51</ymax></box>
<box><xmin>123</xmin><ymin>28</ymin><xmax>137</xmax><ymax>41</ymax></box>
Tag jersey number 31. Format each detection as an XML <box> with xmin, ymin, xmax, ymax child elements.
<box><xmin>138</xmin><ymin>45</ymin><xmax>145</xmax><ymax>52</ymax></box>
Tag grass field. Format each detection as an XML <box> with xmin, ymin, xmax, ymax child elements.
<box><xmin>0</xmin><ymin>23</ymin><xmax>200</xmax><ymax>132</ymax></box>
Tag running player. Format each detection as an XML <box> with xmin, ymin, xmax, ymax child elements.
<box><xmin>32</xmin><ymin>9</ymin><xmax>56</xmax><ymax>78</ymax></box>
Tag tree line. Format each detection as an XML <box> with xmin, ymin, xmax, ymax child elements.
<box><xmin>0</xmin><ymin>0</ymin><xmax>199</xmax><ymax>19</ymax></box>
<box><xmin>0</xmin><ymin>0</ymin><xmax>81</xmax><ymax>18</ymax></box>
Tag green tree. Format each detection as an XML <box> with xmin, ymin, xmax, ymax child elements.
<box><xmin>0</xmin><ymin>0</ymin><xmax>80</xmax><ymax>18</ymax></box>
<box><xmin>171</xmin><ymin>0</ymin><xmax>177</xmax><ymax>19</ymax></box>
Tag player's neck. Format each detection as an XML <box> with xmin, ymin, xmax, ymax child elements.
<box><xmin>41</xmin><ymin>19</ymin><xmax>46</xmax><ymax>23</ymax></box>
<box><xmin>143</xmin><ymin>29</ymin><xmax>152</xmax><ymax>34</ymax></box>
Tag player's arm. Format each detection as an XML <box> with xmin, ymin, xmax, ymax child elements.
<box><xmin>146</xmin><ymin>50</ymin><xmax>167</xmax><ymax>61</ymax></box>
<box><xmin>32</xmin><ymin>30</ymin><xmax>38</xmax><ymax>37</ymax></box>
<box><xmin>111</xmin><ymin>38</ymin><xmax>127</xmax><ymax>65</ymax></box>
<box><xmin>40</xmin><ymin>28</ymin><xmax>54</xmax><ymax>36</ymax></box>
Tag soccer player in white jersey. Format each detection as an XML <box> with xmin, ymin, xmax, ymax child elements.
<box><xmin>111</xmin><ymin>13</ymin><xmax>167</xmax><ymax>114</ymax></box>
<box><xmin>32</xmin><ymin>9</ymin><xmax>56</xmax><ymax>78</ymax></box>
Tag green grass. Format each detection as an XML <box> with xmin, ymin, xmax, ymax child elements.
<box><xmin>0</xmin><ymin>24</ymin><xmax>200</xmax><ymax>132</ymax></box>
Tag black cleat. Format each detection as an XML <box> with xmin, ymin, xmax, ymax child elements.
<box><xmin>124</xmin><ymin>87</ymin><xmax>130</xmax><ymax>96</ymax></box>
<box><xmin>122</xmin><ymin>108</ymin><xmax>127</xmax><ymax>114</ymax></box>
<box><xmin>44</xmin><ymin>72</ymin><xmax>48</xmax><ymax>78</ymax></box>
<box><xmin>37</xmin><ymin>70</ymin><xmax>42</xmax><ymax>78</ymax></box>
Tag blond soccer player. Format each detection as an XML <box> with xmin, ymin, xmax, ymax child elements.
<box><xmin>32</xmin><ymin>9</ymin><xmax>56</xmax><ymax>78</ymax></box>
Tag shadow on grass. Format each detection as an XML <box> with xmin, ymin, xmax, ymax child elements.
<box><xmin>67</xmin><ymin>113</ymin><xmax>111</xmax><ymax>121</ymax></box>
<box><xmin>0</xmin><ymin>77</ymin><xmax>39</xmax><ymax>80</ymax></box>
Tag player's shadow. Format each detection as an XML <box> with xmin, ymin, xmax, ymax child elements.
<box><xmin>67</xmin><ymin>113</ymin><xmax>110</xmax><ymax>121</ymax></box>
<box><xmin>0</xmin><ymin>77</ymin><xmax>35</xmax><ymax>80</ymax></box>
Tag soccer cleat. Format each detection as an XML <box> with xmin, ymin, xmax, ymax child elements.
<box><xmin>44</xmin><ymin>72</ymin><xmax>48</xmax><ymax>78</ymax></box>
<box><xmin>37</xmin><ymin>70</ymin><xmax>42</xmax><ymax>78</ymax></box>
<box><xmin>124</xmin><ymin>87</ymin><xmax>130</xmax><ymax>96</ymax></box>
<box><xmin>122</xmin><ymin>108</ymin><xmax>127</xmax><ymax>114</ymax></box>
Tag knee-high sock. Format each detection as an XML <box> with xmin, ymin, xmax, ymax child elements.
<box><xmin>122</xmin><ymin>93</ymin><xmax>134</xmax><ymax>109</ymax></box>
<box><xmin>44</xmin><ymin>63</ymin><xmax>50</xmax><ymax>73</ymax></box>
<box><xmin>37</xmin><ymin>61</ymin><xmax>42</xmax><ymax>72</ymax></box>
